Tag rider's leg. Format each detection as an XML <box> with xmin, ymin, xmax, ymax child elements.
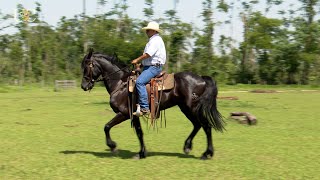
<box><xmin>135</xmin><ymin>66</ymin><xmax>162</xmax><ymax>111</ymax></box>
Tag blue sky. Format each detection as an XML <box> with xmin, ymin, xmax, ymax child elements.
<box><xmin>0</xmin><ymin>0</ymin><xmax>299</xmax><ymax>47</ymax></box>
<box><xmin>0</xmin><ymin>0</ymin><xmax>204</xmax><ymax>30</ymax></box>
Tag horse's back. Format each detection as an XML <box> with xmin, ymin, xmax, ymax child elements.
<box><xmin>174</xmin><ymin>71</ymin><xmax>208</xmax><ymax>92</ymax></box>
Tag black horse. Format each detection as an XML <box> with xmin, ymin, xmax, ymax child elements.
<box><xmin>81</xmin><ymin>49</ymin><xmax>225</xmax><ymax>160</ymax></box>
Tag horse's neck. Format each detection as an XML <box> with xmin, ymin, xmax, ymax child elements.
<box><xmin>103</xmin><ymin>79</ymin><xmax>124</xmax><ymax>95</ymax></box>
<box><xmin>98</xmin><ymin>59</ymin><xmax>127</xmax><ymax>95</ymax></box>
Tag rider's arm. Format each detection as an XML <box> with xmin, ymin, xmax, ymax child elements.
<box><xmin>131</xmin><ymin>53</ymin><xmax>150</xmax><ymax>64</ymax></box>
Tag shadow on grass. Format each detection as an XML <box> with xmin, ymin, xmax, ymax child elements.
<box><xmin>60</xmin><ymin>149</ymin><xmax>197</xmax><ymax>159</ymax></box>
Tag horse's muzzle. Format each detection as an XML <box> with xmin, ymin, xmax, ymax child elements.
<box><xmin>81</xmin><ymin>81</ymin><xmax>93</xmax><ymax>91</ymax></box>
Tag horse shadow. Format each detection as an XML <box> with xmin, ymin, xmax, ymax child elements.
<box><xmin>60</xmin><ymin>149</ymin><xmax>197</xmax><ymax>159</ymax></box>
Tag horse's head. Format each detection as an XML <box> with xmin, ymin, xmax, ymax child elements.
<box><xmin>81</xmin><ymin>49</ymin><xmax>130</xmax><ymax>91</ymax></box>
<box><xmin>81</xmin><ymin>48</ymin><xmax>101</xmax><ymax>91</ymax></box>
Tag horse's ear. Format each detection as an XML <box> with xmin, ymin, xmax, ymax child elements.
<box><xmin>86</xmin><ymin>48</ymin><xmax>94</xmax><ymax>60</ymax></box>
<box><xmin>112</xmin><ymin>52</ymin><xmax>118</xmax><ymax>60</ymax></box>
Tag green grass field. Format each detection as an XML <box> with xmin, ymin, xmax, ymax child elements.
<box><xmin>0</xmin><ymin>85</ymin><xmax>319</xmax><ymax>179</ymax></box>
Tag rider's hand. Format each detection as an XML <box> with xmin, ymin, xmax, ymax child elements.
<box><xmin>131</xmin><ymin>59</ymin><xmax>139</xmax><ymax>64</ymax></box>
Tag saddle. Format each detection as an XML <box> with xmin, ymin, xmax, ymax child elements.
<box><xmin>128</xmin><ymin>71</ymin><xmax>175</xmax><ymax>120</ymax></box>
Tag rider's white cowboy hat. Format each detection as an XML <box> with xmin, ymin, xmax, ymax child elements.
<box><xmin>141</xmin><ymin>22</ymin><xmax>162</xmax><ymax>33</ymax></box>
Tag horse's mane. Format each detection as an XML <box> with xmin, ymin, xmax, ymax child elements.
<box><xmin>81</xmin><ymin>51</ymin><xmax>130</xmax><ymax>73</ymax></box>
<box><xmin>93</xmin><ymin>52</ymin><xmax>130</xmax><ymax>73</ymax></box>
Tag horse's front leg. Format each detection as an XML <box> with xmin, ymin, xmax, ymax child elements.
<box><xmin>104</xmin><ymin>113</ymin><xmax>127</xmax><ymax>153</ymax></box>
<box><xmin>132</xmin><ymin>116</ymin><xmax>146</xmax><ymax>159</ymax></box>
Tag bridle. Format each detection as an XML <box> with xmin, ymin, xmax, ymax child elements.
<box><xmin>87</xmin><ymin>59</ymin><xmax>95</xmax><ymax>83</ymax></box>
<box><xmin>82</xmin><ymin>58</ymin><xmax>96</xmax><ymax>91</ymax></box>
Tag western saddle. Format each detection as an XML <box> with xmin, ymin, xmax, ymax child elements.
<box><xmin>128</xmin><ymin>70</ymin><xmax>174</xmax><ymax>122</ymax></box>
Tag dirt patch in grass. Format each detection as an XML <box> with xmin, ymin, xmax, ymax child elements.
<box><xmin>250</xmin><ymin>89</ymin><xmax>277</xmax><ymax>93</ymax></box>
<box><xmin>218</xmin><ymin>96</ymin><xmax>239</xmax><ymax>100</ymax></box>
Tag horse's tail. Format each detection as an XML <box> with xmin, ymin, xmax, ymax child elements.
<box><xmin>195</xmin><ymin>76</ymin><xmax>225</xmax><ymax>132</ymax></box>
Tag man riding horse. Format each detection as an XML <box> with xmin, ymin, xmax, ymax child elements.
<box><xmin>131</xmin><ymin>22</ymin><xmax>166</xmax><ymax>116</ymax></box>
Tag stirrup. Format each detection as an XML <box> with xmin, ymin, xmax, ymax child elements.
<box><xmin>140</xmin><ymin>108</ymin><xmax>150</xmax><ymax>115</ymax></box>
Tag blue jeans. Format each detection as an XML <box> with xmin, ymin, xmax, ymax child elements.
<box><xmin>136</xmin><ymin>66</ymin><xmax>162</xmax><ymax>109</ymax></box>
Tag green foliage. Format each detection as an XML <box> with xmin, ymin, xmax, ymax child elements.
<box><xmin>247</xmin><ymin>12</ymin><xmax>282</xmax><ymax>49</ymax></box>
<box><xmin>217</xmin><ymin>0</ymin><xmax>229</xmax><ymax>12</ymax></box>
<box><xmin>143</xmin><ymin>0</ymin><xmax>154</xmax><ymax>19</ymax></box>
<box><xmin>0</xmin><ymin>0</ymin><xmax>320</xmax><ymax>85</ymax></box>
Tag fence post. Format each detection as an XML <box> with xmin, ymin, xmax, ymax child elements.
<box><xmin>54</xmin><ymin>80</ymin><xmax>76</xmax><ymax>91</ymax></box>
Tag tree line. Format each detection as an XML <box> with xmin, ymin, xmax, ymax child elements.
<box><xmin>0</xmin><ymin>0</ymin><xmax>320</xmax><ymax>86</ymax></box>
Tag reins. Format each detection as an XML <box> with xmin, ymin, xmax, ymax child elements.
<box><xmin>95</xmin><ymin>65</ymin><xmax>132</xmax><ymax>82</ymax></box>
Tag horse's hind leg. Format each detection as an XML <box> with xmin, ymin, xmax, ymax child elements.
<box><xmin>179</xmin><ymin>104</ymin><xmax>201</xmax><ymax>155</ymax></box>
<box><xmin>201</xmin><ymin>124</ymin><xmax>214</xmax><ymax>160</ymax></box>
<box><xmin>132</xmin><ymin>116</ymin><xmax>146</xmax><ymax>159</ymax></box>
<box><xmin>104</xmin><ymin>113</ymin><xmax>127</xmax><ymax>153</ymax></box>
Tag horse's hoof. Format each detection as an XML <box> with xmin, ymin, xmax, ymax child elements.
<box><xmin>132</xmin><ymin>151</ymin><xmax>147</xmax><ymax>159</ymax></box>
<box><xmin>132</xmin><ymin>154</ymin><xmax>146</xmax><ymax>160</ymax></box>
<box><xmin>106</xmin><ymin>141</ymin><xmax>117</xmax><ymax>151</ymax></box>
<box><xmin>132</xmin><ymin>154</ymin><xmax>141</xmax><ymax>160</ymax></box>
<box><xmin>184</xmin><ymin>148</ymin><xmax>191</xmax><ymax>155</ymax></box>
<box><xmin>111</xmin><ymin>148</ymin><xmax>118</xmax><ymax>154</ymax></box>
<box><xmin>200</xmin><ymin>154</ymin><xmax>213</xmax><ymax>160</ymax></box>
